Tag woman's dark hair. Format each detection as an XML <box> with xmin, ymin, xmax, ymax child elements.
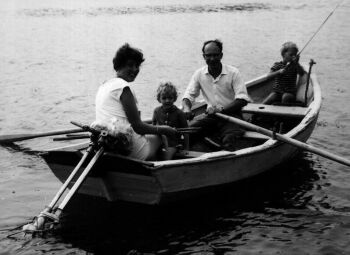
<box><xmin>113</xmin><ymin>43</ymin><xmax>145</xmax><ymax>71</ymax></box>
<box><xmin>156</xmin><ymin>82</ymin><xmax>178</xmax><ymax>103</ymax></box>
<box><xmin>202</xmin><ymin>39</ymin><xmax>223</xmax><ymax>53</ymax></box>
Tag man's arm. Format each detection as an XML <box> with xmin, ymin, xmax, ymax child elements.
<box><xmin>229</xmin><ymin>69</ymin><xmax>250</xmax><ymax>112</ymax></box>
<box><xmin>221</xmin><ymin>98</ymin><xmax>247</xmax><ymax>115</ymax></box>
<box><xmin>182</xmin><ymin>98</ymin><xmax>193</xmax><ymax>120</ymax></box>
<box><xmin>182</xmin><ymin>71</ymin><xmax>201</xmax><ymax>119</ymax></box>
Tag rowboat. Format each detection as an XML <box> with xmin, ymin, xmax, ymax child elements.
<box><xmin>40</xmin><ymin>64</ymin><xmax>321</xmax><ymax>205</ymax></box>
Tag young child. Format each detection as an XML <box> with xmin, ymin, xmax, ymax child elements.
<box><xmin>263</xmin><ymin>41</ymin><xmax>306</xmax><ymax>105</ymax></box>
<box><xmin>152</xmin><ymin>82</ymin><xmax>189</xmax><ymax>160</ymax></box>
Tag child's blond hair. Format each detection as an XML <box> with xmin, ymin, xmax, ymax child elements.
<box><xmin>156</xmin><ymin>82</ymin><xmax>178</xmax><ymax>103</ymax></box>
<box><xmin>280</xmin><ymin>42</ymin><xmax>298</xmax><ymax>57</ymax></box>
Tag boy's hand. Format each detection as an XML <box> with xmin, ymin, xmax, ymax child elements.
<box><xmin>292</xmin><ymin>55</ymin><xmax>300</xmax><ymax>63</ymax></box>
<box><xmin>279</xmin><ymin>68</ymin><xmax>286</xmax><ymax>75</ymax></box>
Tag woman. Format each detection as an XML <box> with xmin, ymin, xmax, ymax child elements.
<box><xmin>94</xmin><ymin>43</ymin><xmax>177</xmax><ymax>160</ymax></box>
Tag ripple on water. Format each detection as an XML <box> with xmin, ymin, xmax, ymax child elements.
<box><xmin>19</xmin><ymin>3</ymin><xmax>271</xmax><ymax>17</ymax></box>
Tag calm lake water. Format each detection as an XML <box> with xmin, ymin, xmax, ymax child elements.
<box><xmin>0</xmin><ymin>0</ymin><xmax>350</xmax><ymax>254</ymax></box>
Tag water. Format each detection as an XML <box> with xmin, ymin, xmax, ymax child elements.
<box><xmin>0</xmin><ymin>0</ymin><xmax>350</xmax><ymax>254</ymax></box>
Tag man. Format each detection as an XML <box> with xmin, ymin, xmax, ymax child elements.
<box><xmin>182</xmin><ymin>39</ymin><xmax>250</xmax><ymax>150</ymax></box>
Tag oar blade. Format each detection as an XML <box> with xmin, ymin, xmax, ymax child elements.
<box><xmin>0</xmin><ymin>128</ymin><xmax>85</xmax><ymax>144</ymax></box>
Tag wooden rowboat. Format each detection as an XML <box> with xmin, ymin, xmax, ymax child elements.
<box><xmin>40</xmin><ymin>65</ymin><xmax>321</xmax><ymax>205</ymax></box>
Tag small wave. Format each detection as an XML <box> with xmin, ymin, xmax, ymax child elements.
<box><xmin>21</xmin><ymin>8</ymin><xmax>77</xmax><ymax>17</ymax></box>
<box><xmin>20</xmin><ymin>3</ymin><xmax>270</xmax><ymax>17</ymax></box>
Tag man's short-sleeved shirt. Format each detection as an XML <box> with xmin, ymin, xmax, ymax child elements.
<box><xmin>183</xmin><ymin>64</ymin><xmax>250</xmax><ymax>108</ymax></box>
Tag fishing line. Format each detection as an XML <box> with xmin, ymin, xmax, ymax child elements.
<box><xmin>298</xmin><ymin>0</ymin><xmax>345</xmax><ymax>55</ymax></box>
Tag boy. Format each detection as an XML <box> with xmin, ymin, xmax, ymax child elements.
<box><xmin>263</xmin><ymin>42</ymin><xmax>306</xmax><ymax>105</ymax></box>
<box><xmin>153</xmin><ymin>82</ymin><xmax>189</xmax><ymax>160</ymax></box>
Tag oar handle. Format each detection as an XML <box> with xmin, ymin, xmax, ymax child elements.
<box><xmin>53</xmin><ymin>134</ymin><xmax>90</xmax><ymax>141</ymax></box>
<box><xmin>176</xmin><ymin>127</ymin><xmax>201</xmax><ymax>134</ymax></box>
<box><xmin>70</xmin><ymin>121</ymin><xmax>91</xmax><ymax>131</ymax></box>
<box><xmin>70</xmin><ymin>121</ymin><xmax>104</xmax><ymax>135</ymax></box>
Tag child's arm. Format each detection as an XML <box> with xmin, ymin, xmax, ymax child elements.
<box><xmin>270</xmin><ymin>62</ymin><xmax>282</xmax><ymax>72</ymax></box>
<box><xmin>269</xmin><ymin>62</ymin><xmax>286</xmax><ymax>76</ymax></box>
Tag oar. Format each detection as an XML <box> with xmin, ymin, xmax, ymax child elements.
<box><xmin>54</xmin><ymin>147</ymin><xmax>104</xmax><ymax>216</ymax></box>
<box><xmin>23</xmin><ymin>146</ymin><xmax>104</xmax><ymax>233</ymax></box>
<box><xmin>53</xmin><ymin>134</ymin><xmax>90</xmax><ymax>141</ymax></box>
<box><xmin>215</xmin><ymin>113</ymin><xmax>350</xmax><ymax>167</ymax></box>
<box><xmin>0</xmin><ymin>128</ymin><xmax>85</xmax><ymax>144</ymax></box>
<box><xmin>23</xmin><ymin>146</ymin><xmax>94</xmax><ymax>232</ymax></box>
<box><xmin>176</xmin><ymin>127</ymin><xmax>201</xmax><ymax>134</ymax></box>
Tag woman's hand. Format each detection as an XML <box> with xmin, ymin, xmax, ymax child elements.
<box><xmin>158</xmin><ymin>125</ymin><xmax>178</xmax><ymax>139</ymax></box>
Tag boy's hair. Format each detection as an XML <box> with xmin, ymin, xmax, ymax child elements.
<box><xmin>280</xmin><ymin>41</ymin><xmax>298</xmax><ymax>56</ymax></box>
<box><xmin>156</xmin><ymin>82</ymin><xmax>178</xmax><ymax>102</ymax></box>
<box><xmin>113</xmin><ymin>43</ymin><xmax>145</xmax><ymax>71</ymax></box>
<box><xmin>202</xmin><ymin>39</ymin><xmax>223</xmax><ymax>53</ymax></box>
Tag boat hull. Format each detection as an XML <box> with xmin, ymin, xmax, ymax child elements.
<box><xmin>42</xmin><ymin>115</ymin><xmax>317</xmax><ymax>205</ymax></box>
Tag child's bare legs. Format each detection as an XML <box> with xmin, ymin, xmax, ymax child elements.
<box><xmin>160</xmin><ymin>147</ymin><xmax>177</xmax><ymax>160</ymax></box>
<box><xmin>281</xmin><ymin>93</ymin><xmax>295</xmax><ymax>104</ymax></box>
<box><xmin>144</xmin><ymin>134</ymin><xmax>162</xmax><ymax>160</ymax></box>
<box><xmin>160</xmin><ymin>135</ymin><xmax>177</xmax><ymax>160</ymax></box>
<box><xmin>263</xmin><ymin>92</ymin><xmax>281</xmax><ymax>105</ymax></box>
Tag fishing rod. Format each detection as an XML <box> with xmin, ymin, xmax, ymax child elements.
<box><xmin>273</xmin><ymin>0</ymin><xmax>344</xmax><ymax>76</ymax></box>
<box><xmin>298</xmin><ymin>0</ymin><xmax>344</xmax><ymax>56</ymax></box>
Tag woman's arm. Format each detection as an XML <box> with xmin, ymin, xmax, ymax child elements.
<box><xmin>152</xmin><ymin>108</ymin><xmax>158</xmax><ymax>125</ymax></box>
<box><xmin>120</xmin><ymin>87</ymin><xmax>177</xmax><ymax>137</ymax></box>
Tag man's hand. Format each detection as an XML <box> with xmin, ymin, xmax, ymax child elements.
<box><xmin>183</xmin><ymin>108</ymin><xmax>194</xmax><ymax>120</ymax></box>
<box><xmin>182</xmin><ymin>98</ymin><xmax>194</xmax><ymax>120</ymax></box>
<box><xmin>206</xmin><ymin>105</ymin><xmax>223</xmax><ymax>115</ymax></box>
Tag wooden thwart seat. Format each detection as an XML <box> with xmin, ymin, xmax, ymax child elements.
<box><xmin>242</xmin><ymin>103</ymin><xmax>308</xmax><ymax>118</ymax></box>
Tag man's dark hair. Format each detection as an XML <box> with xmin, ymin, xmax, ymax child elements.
<box><xmin>113</xmin><ymin>43</ymin><xmax>145</xmax><ymax>71</ymax></box>
<box><xmin>202</xmin><ymin>39</ymin><xmax>223</xmax><ymax>53</ymax></box>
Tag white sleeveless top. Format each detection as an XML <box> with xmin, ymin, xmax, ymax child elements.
<box><xmin>95</xmin><ymin>78</ymin><xmax>148</xmax><ymax>158</ymax></box>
